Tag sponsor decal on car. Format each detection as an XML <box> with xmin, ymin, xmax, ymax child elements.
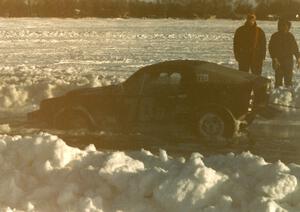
<box><xmin>197</xmin><ymin>73</ymin><xmax>209</xmax><ymax>82</ymax></box>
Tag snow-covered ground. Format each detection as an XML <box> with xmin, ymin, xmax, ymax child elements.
<box><xmin>1</xmin><ymin>133</ymin><xmax>300</xmax><ymax>212</ymax></box>
<box><xmin>1</xmin><ymin>18</ymin><xmax>300</xmax><ymax>211</ymax></box>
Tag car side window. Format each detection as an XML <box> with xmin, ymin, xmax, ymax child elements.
<box><xmin>143</xmin><ymin>71</ymin><xmax>183</xmax><ymax>95</ymax></box>
<box><xmin>169</xmin><ymin>72</ymin><xmax>181</xmax><ymax>85</ymax></box>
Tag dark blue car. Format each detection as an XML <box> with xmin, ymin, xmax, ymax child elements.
<box><xmin>28</xmin><ymin>60</ymin><xmax>272</xmax><ymax>138</ymax></box>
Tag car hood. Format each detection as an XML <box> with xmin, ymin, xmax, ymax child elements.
<box><xmin>38</xmin><ymin>84</ymin><xmax>121</xmax><ymax>110</ymax></box>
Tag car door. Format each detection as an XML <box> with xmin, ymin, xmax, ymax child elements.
<box><xmin>137</xmin><ymin>69</ymin><xmax>189</xmax><ymax>132</ymax></box>
<box><xmin>117</xmin><ymin>71</ymin><xmax>145</xmax><ymax>127</ymax></box>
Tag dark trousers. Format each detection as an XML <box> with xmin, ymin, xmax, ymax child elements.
<box><xmin>238</xmin><ymin>59</ymin><xmax>263</xmax><ymax>75</ymax></box>
<box><xmin>275</xmin><ymin>58</ymin><xmax>294</xmax><ymax>88</ymax></box>
<box><xmin>239</xmin><ymin>59</ymin><xmax>263</xmax><ymax>107</ymax></box>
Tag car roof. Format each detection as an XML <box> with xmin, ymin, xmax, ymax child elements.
<box><xmin>137</xmin><ymin>60</ymin><xmax>263</xmax><ymax>84</ymax></box>
<box><xmin>140</xmin><ymin>60</ymin><xmax>206</xmax><ymax>71</ymax></box>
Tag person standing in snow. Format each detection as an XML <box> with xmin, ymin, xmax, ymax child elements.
<box><xmin>269</xmin><ymin>18</ymin><xmax>300</xmax><ymax>88</ymax></box>
<box><xmin>234</xmin><ymin>13</ymin><xmax>266</xmax><ymax>75</ymax></box>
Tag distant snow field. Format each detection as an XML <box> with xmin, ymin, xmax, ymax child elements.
<box><xmin>1</xmin><ymin>18</ymin><xmax>300</xmax><ymax>211</ymax></box>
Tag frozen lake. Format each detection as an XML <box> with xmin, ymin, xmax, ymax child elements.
<box><xmin>3</xmin><ymin>18</ymin><xmax>300</xmax><ymax>212</ymax></box>
<box><xmin>0</xmin><ymin>18</ymin><xmax>283</xmax><ymax>69</ymax></box>
<box><xmin>1</xmin><ymin>18</ymin><xmax>300</xmax><ymax>162</ymax></box>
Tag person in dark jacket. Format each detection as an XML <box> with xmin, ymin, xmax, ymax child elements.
<box><xmin>269</xmin><ymin>18</ymin><xmax>300</xmax><ymax>88</ymax></box>
<box><xmin>234</xmin><ymin>13</ymin><xmax>266</xmax><ymax>75</ymax></box>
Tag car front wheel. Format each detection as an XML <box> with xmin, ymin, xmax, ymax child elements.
<box><xmin>196</xmin><ymin>109</ymin><xmax>235</xmax><ymax>138</ymax></box>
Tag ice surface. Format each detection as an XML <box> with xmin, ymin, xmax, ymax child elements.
<box><xmin>0</xmin><ymin>133</ymin><xmax>299</xmax><ymax>211</ymax></box>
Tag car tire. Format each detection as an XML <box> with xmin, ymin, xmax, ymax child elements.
<box><xmin>54</xmin><ymin>109</ymin><xmax>91</xmax><ymax>130</ymax></box>
<box><xmin>196</xmin><ymin>108</ymin><xmax>236</xmax><ymax>138</ymax></box>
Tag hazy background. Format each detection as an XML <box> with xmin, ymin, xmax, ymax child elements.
<box><xmin>0</xmin><ymin>0</ymin><xmax>299</xmax><ymax>20</ymax></box>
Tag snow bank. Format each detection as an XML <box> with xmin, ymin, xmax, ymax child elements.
<box><xmin>268</xmin><ymin>82</ymin><xmax>300</xmax><ymax>113</ymax></box>
<box><xmin>1</xmin><ymin>133</ymin><xmax>300</xmax><ymax>212</ymax></box>
<box><xmin>270</xmin><ymin>87</ymin><xmax>294</xmax><ymax>108</ymax></box>
<box><xmin>265</xmin><ymin>70</ymin><xmax>300</xmax><ymax>111</ymax></box>
<box><xmin>0</xmin><ymin>65</ymin><xmax>126</xmax><ymax>115</ymax></box>
<box><xmin>0</xmin><ymin>124</ymin><xmax>11</xmax><ymax>134</ymax></box>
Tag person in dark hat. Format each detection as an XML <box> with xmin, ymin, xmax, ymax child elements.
<box><xmin>234</xmin><ymin>13</ymin><xmax>266</xmax><ymax>75</ymax></box>
<box><xmin>269</xmin><ymin>18</ymin><xmax>300</xmax><ymax>88</ymax></box>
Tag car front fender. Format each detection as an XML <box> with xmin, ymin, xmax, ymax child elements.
<box><xmin>53</xmin><ymin>106</ymin><xmax>98</xmax><ymax>129</ymax></box>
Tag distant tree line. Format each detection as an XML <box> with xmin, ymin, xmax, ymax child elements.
<box><xmin>0</xmin><ymin>0</ymin><xmax>299</xmax><ymax>20</ymax></box>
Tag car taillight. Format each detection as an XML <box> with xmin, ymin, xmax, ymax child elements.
<box><xmin>248</xmin><ymin>89</ymin><xmax>254</xmax><ymax>112</ymax></box>
<box><xmin>266</xmin><ymin>81</ymin><xmax>272</xmax><ymax>94</ymax></box>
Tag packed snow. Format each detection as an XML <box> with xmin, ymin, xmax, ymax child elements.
<box><xmin>0</xmin><ymin>133</ymin><xmax>300</xmax><ymax>212</ymax></box>
<box><xmin>1</xmin><ymin>18</ymin><xmax>300</xmax><ymax>211</ymax></box>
